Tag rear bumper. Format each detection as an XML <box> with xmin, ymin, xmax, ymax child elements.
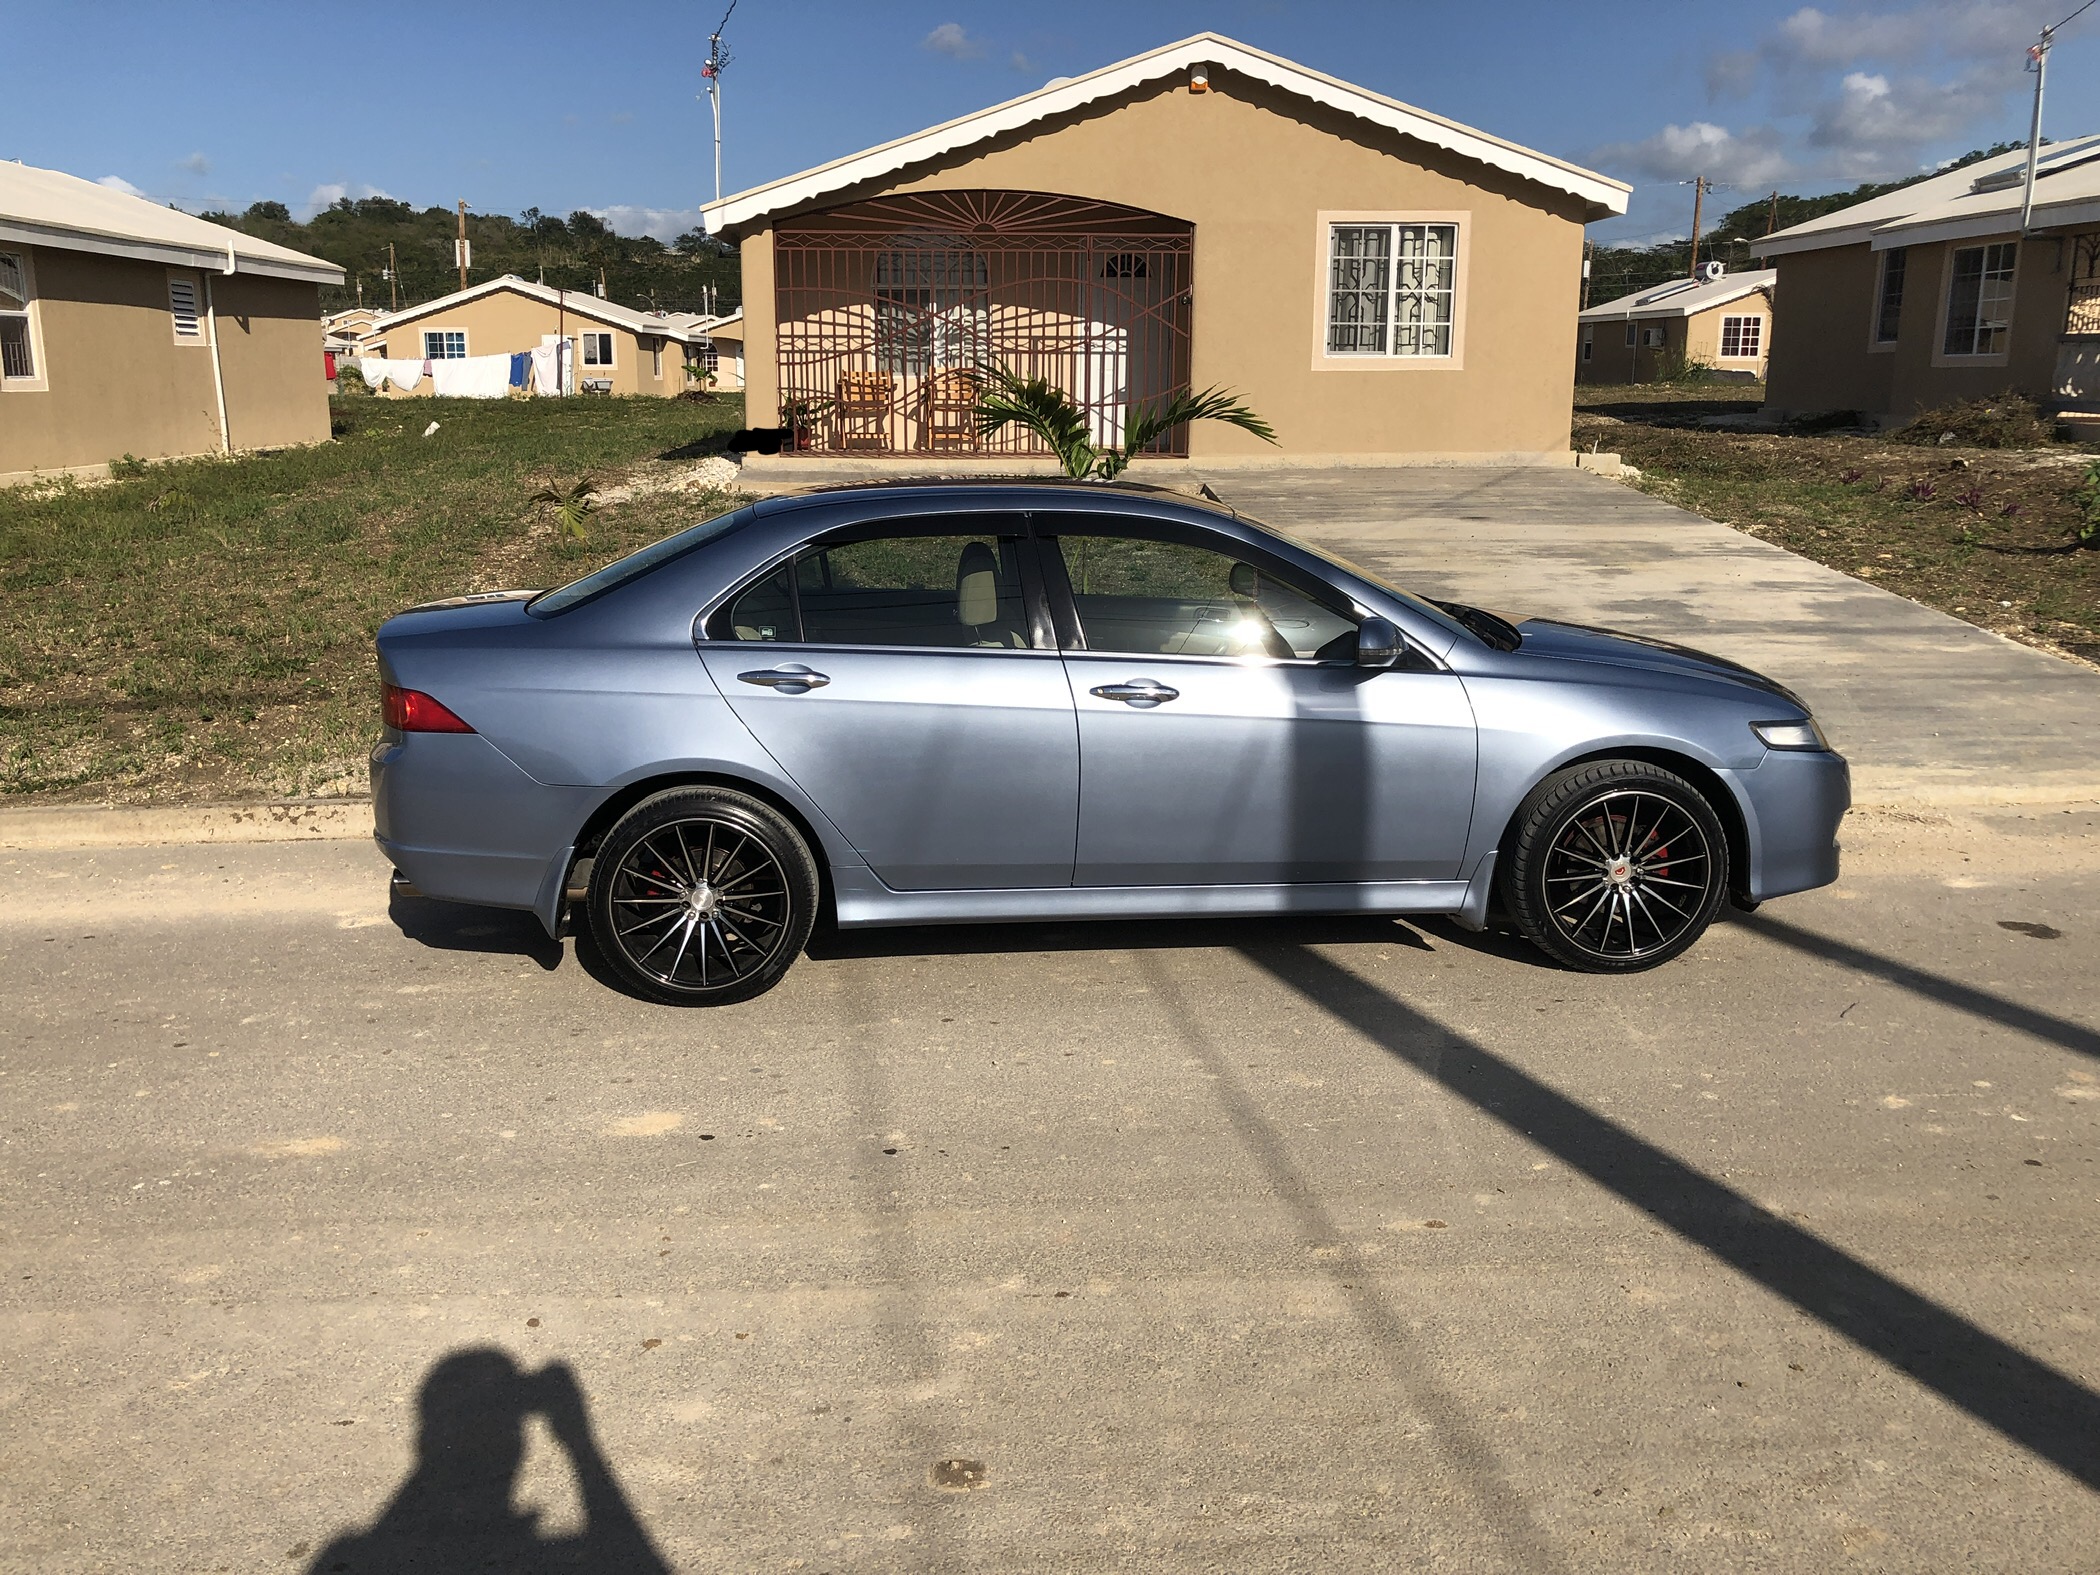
<box><xmin>371</xmin><ymin>733</ymin><xmax>596</xmax><ymax>919</ymax></box>
<box><xmin>1733</xmin><ymin>749</ymin><xmax>1850</xmax><ymax>902</ymax></box>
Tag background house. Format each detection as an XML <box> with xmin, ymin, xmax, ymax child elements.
<box><xmin>701</xmin><ymin>32</ymin><xmax>1628</xmax><ymax>465</ymax></box>
<box><xmin>1753</xmin><ymin>136</ymin><xmax>2100</xmax><ymax>428</ymax></box>
<box><xmin>1577</xmin><ymin>267</ymin><xmax>1775</xmax><ymax>384</ymax></box>
<box><xmin>355</xmin><ymin>275</ymin><xmax>740</xmax><ymax>396</ymax></box>
<box><xmin>0</xmin><ymin>162</ymin><xmax>341</xmax><ymax>483</ymax></box>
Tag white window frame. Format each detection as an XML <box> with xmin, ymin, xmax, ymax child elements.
<box><xmin>1870</xmin><ymin>246</ymin><xmax>1907</xmax><ymax>353</ymax></box>
<box><xmin>423</xmin><ymin>329</ymin><xmax>468</xmax><ymax>360</ymax></box>
<box><xmin>1935</xmin><ymin>241</ymin><xmax>2017</xmax><ymax>365</ymax></box>
<box><xmin>1311</xmin><ymin>211</ymin><xmax>1468</xmax><ymax>371</ymax></box>
<box><xmin>1718</xmin><ymin>314</ymin><xmax>1763</xmax><ymax>360</ymax></box>
<box><xmin>647</xmin><ymin>336</ymin><xmax>662</xmax><ymax>378</ymax></box>
<box><xmin>0</xmin><ymin>248</ymin><xmax>48</xmax><ymax>392</ymax></box>
<box><xmin>580</xmin><ymin>330</ymin><xmax>615</xmax><ymax>368</ymax></box>
<box><xmin>168</xmin><ymin>271</ymin><xmax>207</xmax><ymax>345</ymax></box>
<box><xmin>1642</xmin><ymin>324</ymin><xmax>1667</xmax><ymax>349</ymax></box>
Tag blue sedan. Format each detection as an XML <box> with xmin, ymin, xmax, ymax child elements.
<box><xmin>372</xmin><ymin>482</ymin><xmax>1847</xmax><ymax>1004</ymax></box>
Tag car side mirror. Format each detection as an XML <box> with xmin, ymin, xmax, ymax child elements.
<box><xmin>1228</xmin><ymin>561</ymin><xmax>1260</xmax><ymax>597</ymax></box>
<box><xmin>1355</xmin><ymin>616</ymin><xmax>1401</xmax><ymax>668</ymax></box>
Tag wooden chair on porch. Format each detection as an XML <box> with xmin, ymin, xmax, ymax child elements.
<box><xmin>831</xmin><ymin>371</ymin><xmax>895</xmax><ymax>452</ymax></box>
<box><xmin>917</xmin><ymin>367</ymin><xmax>982</xmax><ymax>453</ymax></box>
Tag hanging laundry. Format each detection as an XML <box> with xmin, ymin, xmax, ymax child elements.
<box><xmin>428</xmin><ymin>352</ymin><xmax>515</xmax><ymax>399</ymax></box>
<box><xmin>509</xmin><ymin>351</ymin><xmax>531</xmax><ymax>389</ymax></box>
<box><xmin>357</xmin><ymin>356</ymin><xmax>425</xmax><ymax>393</ymax></box>
<box><xmin>530</xmin><ymin>344</ymin><xmax>563</xmax><ymax>397</ymax></box>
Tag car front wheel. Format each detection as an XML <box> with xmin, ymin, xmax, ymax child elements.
<box><xmin>587</xmin><ymin>786</ymin><xmax>818</xmax><ymax>1006</ymax></box>
<box><xmin>1505</xmin><ymin>760</ymin><xmax>1730</xmax><ymax>973</ymax></box>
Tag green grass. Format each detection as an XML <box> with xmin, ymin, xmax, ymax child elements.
<box><xmin>0</xmin><ymin>394</ymin><xmax>745</xmax><ymax>802</ymax></box>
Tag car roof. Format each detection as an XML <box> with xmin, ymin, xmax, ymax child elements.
<box><xmin>750</xmin><ymin>477</ymin><xmax>1241</xmax><ymax>521</ymax></box>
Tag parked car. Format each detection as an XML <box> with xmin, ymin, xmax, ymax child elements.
<box><xmin>372</xmin><ymin>482</ymin><xmax>1847</xmax><ymax>1004</ymax></box>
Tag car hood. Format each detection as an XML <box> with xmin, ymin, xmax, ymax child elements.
<box><xmin>1513</xmin><ymin>618</ymin><xmax>1805</xmax><ymax>708</ymax></box>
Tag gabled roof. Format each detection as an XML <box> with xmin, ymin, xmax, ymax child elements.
<box><xmin>1754</xmin><ymin>135</ymin><xmax>2100</xmax><ymax>257</ymax></box>
<box><xmin>0</xmin><ymin>161</ymin><xmax>342</xmax><ymax>284</ymax></box>
<box><xmin>1580</xmin><ymin>268</ymin><xmax>1775</xmax><ymax>322</ymax></box>
<box><xmin>362</xmin><ymin>274</ymin><xmax>719</xmax><ymax>342</ymax></box>
<box><xmin>701</xmin><ymin>32</ymin><xmax>1629</xmax><ymax>235</ymax></box>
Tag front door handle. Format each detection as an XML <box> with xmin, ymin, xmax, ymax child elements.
<box><xmin>1090</xmin><ymin>679</ymin><xmax>1180</xmax><ymax>707</ymax></box>
<box><xmin>739</xmin><ymin>664</ymin><xmax>831</xmax><ymax>692</ymax></box>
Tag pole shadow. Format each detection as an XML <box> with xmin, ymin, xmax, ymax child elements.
<box><xmin>1244</xmin><ymin>941</ymin><xmax>2100</xmax><ymax>1491</ymax></box>
<box><xmin>304</xmin><ymin>1348</ymin><xmax>671</xmax><ymax>1574</ymax></box>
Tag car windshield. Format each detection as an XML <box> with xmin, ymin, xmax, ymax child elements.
<box><xmin>1246</xmin><ymin>516</ymin><xmax>1474</xmax><ymax>645</ymax></box>
<box><xmin>526</xmin><ymin>507</ymin><xmax>756</xmax><ymax>617</ymax></box>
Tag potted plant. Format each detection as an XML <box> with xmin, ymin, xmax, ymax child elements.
<box><xmin>780</xmin><ymin>395</ymin><xmax>833</xmax><ymax>452</ymax></box>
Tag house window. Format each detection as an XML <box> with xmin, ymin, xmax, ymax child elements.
<box><xmin>1942</xmin><ymin>242</ymin><xmax>2017</xmax><ymax>357</ymax></box>
<box><xmin>648</xmin><ymin>337</ymin><xmax>662</xmax><ymax>378</ymax></box>
<box><xmin>0</xmin><ymin>250</ymin><xmax>37</xmax><ymax>383</ymax></box>
<box><xmin>581</xmin><ymin>331</ymin><xmax>614</xmax><ymax>367</ymax></box>
<box><xmin>1719</xmin><ymin>315</ymin><xmax>1763</xmax><ymax>359</ymax></box>
<box><xmin>692</xmin><ymin>340</ymin><xmax>720</xmax><ymax>373</ymax></box>
<box><xmin>874</xmin><ymin>237</ymin><xmax>987</xmax><ymax>376</ymax></box>
<box><xmin>1580</xmin><ymin>325</ymin><xmax>1594</xmax><ymax>363</ymax></box>
<box><xmin>423</xmin><ymin>330</ymin><xmax>467</xmax><ymax>359</ymax></box>
<box><xmin>1624</xmin><ymin>323</ymin><xmax>1637</xmax><ymax>347</ymax></box>
<box><xmin>1874</xmin><ymin>247</ymin><xmax>1907</xmax><ymax>344</ymax></box>
<box><xmin>1642</xmin><ymin>325</ymin><xmax>1666</xmax><ymax>348</ymax></box>
<box><xmin>1325</xmin><ymin>222</ymin><xmax>1458</xmax><ymax>357</ymax></box>
<box><xmin>168</xmin><ymin>275</ymin><xmax>204</xmax><ymax>341</ymax></box>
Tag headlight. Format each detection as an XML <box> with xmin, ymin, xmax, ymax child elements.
<box><xmin>1752</xmin><ymin>718</ymin><xmax>1830</xmax><ymax>751</ymax></box>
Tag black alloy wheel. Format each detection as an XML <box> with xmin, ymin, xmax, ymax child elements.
<box><xmin>1505</xmin><ymin>760</ymin><xmax>1730</xmax><ymax>973</ymax></box>
<box><xmin>587</xmin><ymin>787</ymin><xmax>818</xmax><ymax>1006</ymax></box>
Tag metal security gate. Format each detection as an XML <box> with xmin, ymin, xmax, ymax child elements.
<box><xmin>774</xmin><ymin>191</ymin><xmax>1193</xmax><ymax>457</ymax></box>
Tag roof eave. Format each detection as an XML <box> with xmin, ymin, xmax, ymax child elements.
<box><xmin>0</xmin><ymin>217</ymin><xmax>342</xmax><ymax>283</ymax></box>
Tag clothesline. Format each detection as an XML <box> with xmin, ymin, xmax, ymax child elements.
<box><xmin>350</xmin><ymin>343</ymin><xmax>573</xmax><ymax>398</ymax></box>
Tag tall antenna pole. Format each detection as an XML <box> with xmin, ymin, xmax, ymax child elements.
<box><xmin>2020</xmin><ymin>28</ymin><xmax>2052</xmax><ymax>235</ymax></box>
<box><xmin>703</xmin><ymin>1</ymin><xmax>738</xmax><ymax>204</ymax></box>
<box><xmin>455</xmin><ymin>199</ymin><xmax>470</xmax><ymax>292</ymax></box>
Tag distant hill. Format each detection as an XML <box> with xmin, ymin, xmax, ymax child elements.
<box><xmin>204</xmin><ymin>198</ymin><xmax>739</xmax><ymax>318</ymax></box>
<box><xmin>1586</xmin><ymin>141</ymin><xmax>2032</xmax><ymax>306</ymax></box>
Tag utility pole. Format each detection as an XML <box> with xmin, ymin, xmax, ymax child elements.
<box><xmin>455</xmin><ymin>200</ymin><xmax>471</xmax><ymax>292</ymax></box>
<box><xmin>2026</xmin><ymin>1</ymin><xmax>2099</xmax><ymax>233</ymax></box>
<box><xmin>1580</xmin><ymin>239</ymin><xmax>1592</xmax><ymax>311</ymax></box>
<box><xmin>386</xmin><ymin>242</ymin><xmax>398</xmax><ymax>312</ymax></box>
<box><xmin>702</xmin><ymin>0</ymin><xmax>738</xmax><ymax>204</ymax></box>
<box><xmin>1687</xmin><ymin>176</ymin><xmax>1710</xmax><ymax>277</ymax></box>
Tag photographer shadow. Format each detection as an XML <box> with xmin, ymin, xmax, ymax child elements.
<box><xmin>306</xmin><ymin>1348</ymin><xmax>669</xmax><ymax>1574</ymax></box>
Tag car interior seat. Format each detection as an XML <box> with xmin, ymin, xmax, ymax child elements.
<box><xmin>956</xmin><ymin>541</ymin><xmax>1025</xmax><ymax>647</ymax></box>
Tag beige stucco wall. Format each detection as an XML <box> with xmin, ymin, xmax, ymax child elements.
<box><xmin>734</xmin><ymin>69</ymin><xmax>1592</xmax><ymax>458</ymax></box>
<box><xmin>0</xmin><ymin>245</ymin><xmax>328</xmax><ymax>478</ymax></box>
<box><xmin>1576</xmin><ymin>293</ymin><xmax>1771</xmax><ymax>385</ymax></box>
<box><xmin>1767</xmin><ymin>233</ymin><xmax>2071</xmax><ymax>420</ymax></box>
<box><xmin>1682</xmin><ymin>295</ymin><xmax>1771</xmax><ymax>379</ymax></box>
<box><xmin>363</xmin><ymin>289</ymin><xmax>687</xmax><ymax>397</ymax></box>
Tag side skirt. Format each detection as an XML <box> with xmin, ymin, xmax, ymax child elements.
<box><xmin>831</xmin><ymin>867</ymin><xmax>1473</xmax><ymax>929</ymax></box>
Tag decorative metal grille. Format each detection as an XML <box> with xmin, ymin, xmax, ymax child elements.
<box><xmin>775</xmin><ymin>191</ymin><xmax>1193</xmax><ymax>457</ymax></box>
<box><xmin>2068</xmin><ymin>233</ymin><xmax>2100</xmax><ymax>338</ymax></box>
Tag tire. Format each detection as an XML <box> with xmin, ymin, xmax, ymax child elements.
<box><xmin>587</xmin><ymin>787</ymin><xmax>818</xmax><ymax>1006</ymax></box>
<box><xmin>1504</xmin><ymin>760</ymin><xmax>1729</xmax><ymax>973</ymax></box>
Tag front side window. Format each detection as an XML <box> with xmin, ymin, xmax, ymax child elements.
<box><xmin>1875</xmin><ymin>247</ymin><xmax>1907</xmax><ymax>343</ymax></box>
<box><xmin>718</xmin><ymin>529</ymin><xmax>1032</xmax><ymax>649</ymax></box>
<box><xmin>423</xmin><ymin>330</ymin><xmax>467</xmax><ymax>359</ymax></box>
<box><xmin>1719</xmin><ymin>315</ymin><xmax>1763</xmax><ymax>358</ymax></box>
<box><xmin>0</xmin><ymin>250</ymin><xmax>35</xmax><ymax>382</ymax></box>
<box><xmin>1943</xmin><ymin>242</ymin><xmax>2017</xmax><ymax>356</ymax></box>
<box><xmin>1325</xmin><ymin>222</ymin><xmax>1458</xmax><ymax>358</ymax></box>
<box><xmin>1049</xmin><ymin>530</ymin><xmax>1358</xmax><ymax>661</ymax></box>
<box><xmin>581</xmin><ymin>331</ymin><xmax>614</xmax><ymax>367</ymax></box>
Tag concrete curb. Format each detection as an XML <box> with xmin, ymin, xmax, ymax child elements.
<box><xmin>4</xmin><ymin>775</ymin><xmax>2098</xmax><ymax>852</ymax></box>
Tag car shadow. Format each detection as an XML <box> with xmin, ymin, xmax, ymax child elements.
<box><xmin>388</xmin><ymin>889</ymin><xmax>565</xmax><ymax>972</ymax></box>
<box><xmin>802</xmin><ymin>911</ymin><xmax>1437</xmax><ymax>962</ymax></box>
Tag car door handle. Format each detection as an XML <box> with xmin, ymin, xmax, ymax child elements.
<box><xmin>1090</xmin><ymin>679</ymin><xmax>1180</xmax><ymax>707</ymax></box>
<box><xmin>738</xmin><ymin>665</ymin><xmax>830</xmax><ymax>692</ymax></box>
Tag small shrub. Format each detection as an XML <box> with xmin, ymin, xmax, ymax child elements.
<box><xmin>2001</xmin><ymin>501</ymin><xmax>2023</xmax><ymax>519</ymax></box>
<box><xmin>2076</xmin><ymin>460</ymin><xmax>2100</xmax><ymax>545</ymax></box>
<box><xmin>532</xmin><ymin>478</ymin><xmax>598</xmax><ymax>544</ymax></box>
<box><xmin>1953</xmin><ymin>485</ymin><xmax>1986</xmax><ymax>513</ymax></box>
<box><xmin>108</xmin><ymin>454</ymin><xmax>148</xmax><ymax>480</ymax></box>
<box><xmin>1905</xmin><ymin>479</ymin><xmax>1937</xmax><ymax>503</ymax></box>
<box><xmin>1838</xmin><ymin>467</ymin><xmax>1864</xmax><ymax>484</ymax></box>
<box><xmin>1889</xmin><ymin>394</ymin><xmax>2053</xmax><ymax>450</ymax></box>
<box><xmin>1652</xmin><ymin>347</ymin><xmax>1718</xmax><ymax>386</ymax></box>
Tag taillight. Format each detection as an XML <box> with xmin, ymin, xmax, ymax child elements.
<box><xmin>382</xmin><ymin>683</ymin><xmax>474</xmax><ymax>733</ymax></box>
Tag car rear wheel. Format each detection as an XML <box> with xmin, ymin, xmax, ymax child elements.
<box><xmin>588</xmin><ymin>787</ymin><xmax>818</xmax><ymax>1006</ymax></box>
<box><xmin>1505</xmin><ymin>760</ymin><xmax>1729</xmax><ymax>973</ymax></box>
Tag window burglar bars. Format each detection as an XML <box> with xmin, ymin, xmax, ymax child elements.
<box><xmin>774</xmin><ymin>191</ymin><xmax>1193</xmax><ymax>456</ymax></box>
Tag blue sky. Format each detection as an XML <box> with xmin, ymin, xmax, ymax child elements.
<box><xmin>8</xmin><ymin>1</ymin><xmax>2096</xmax><ymax>246</ymax></box>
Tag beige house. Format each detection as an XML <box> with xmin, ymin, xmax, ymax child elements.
<box><xmin>701</xmin><ymin>32</ymin><xmax>1628</xmax><ymax>465</ymax></box>
<box><xmin>1754</xmin><ymin>135</ymin><xmax>2100</xmax><ymax>426</ymax></box>
<box><xmin>1577</xmin><ymin>268</ymin><xmax>1774</xmax><ymax>384</ymax></box>
<box><xmin>0</xmin><ymin>162</ymin><xmax>341</xmax><ymax>484</ymax></box>
<box><xmin>357</xmin><ymin>275</ymin><xmax>741</xmax><ymax>396</ymax></box>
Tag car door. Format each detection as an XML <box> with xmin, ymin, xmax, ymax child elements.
<box><xmin>697</xmin><ymin>516</ymin><xmax>1077</xmax><ymax>891</ymax></box>
<box><xmin>1041</xmin><ymin>516</ymin><xmax>1477</xmax><ymax>886</ymax></box>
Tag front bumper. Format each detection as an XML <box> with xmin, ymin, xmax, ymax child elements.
<box><xmin>1733</xmin><ymin>748</ymin><xmax>1850</xmax><ymax>902</ymax></box>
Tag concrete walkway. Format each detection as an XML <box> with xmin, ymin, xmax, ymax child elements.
<box><xmin>1209</xmin><ymin>467</ymin><xmax>2100</xmax><ymax>806</ymax></box>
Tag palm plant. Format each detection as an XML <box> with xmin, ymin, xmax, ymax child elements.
<box><xmin>974</xmin><ymin>366</ymin><xmax>1276</xmax><ymax>479</ymax></box>
<box><xmin>533</xmin><ymin>477</ymin><xmax>598</xmax><ymax>544</ymax></box>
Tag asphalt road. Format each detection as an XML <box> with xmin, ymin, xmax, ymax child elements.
<box><xmin>3</xmin><ymin>808</ymin><xmax>2097</xmax><ymax>1572</ymax></box>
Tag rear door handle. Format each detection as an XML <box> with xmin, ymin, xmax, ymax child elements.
<box><xmin>738</xmin><ymin>664</ymin><xmax>831</xmax><ymax>692</ymax></box>
<box><xmin>1090</xmin><ymin>679</ymin><xmax>1180</xmax><ymax>707</ymax></box>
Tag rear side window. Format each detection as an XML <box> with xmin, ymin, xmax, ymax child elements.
<box><xmin>710</xmin><ymin>525</ymin><xmax>1034</xmax><ymax>649</ymax></box>
<box><xmin>527</xmin><ymin>509</ymin><xmax>755</xmax><ymax>617</ymax></box>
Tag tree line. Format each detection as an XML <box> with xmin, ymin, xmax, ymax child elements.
<box><xmin>202</xmin><ymin>198</ymin><xmax>741</xmax><ymax>318</ymax></box>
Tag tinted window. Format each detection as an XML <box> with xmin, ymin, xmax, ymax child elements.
<box><xmin>716</xmin><ymin>530</ymin><xmax>1032</xmax><ymax>648</ymax></box>
<box><xmin>1051</xmin><ymin>533</ymin><xmax>1357</xmax><ymax>660</ymax></box>
<box><xmin>527</xmin><ymin>508</ymin><xmax>754</xmax><ymax>618</ymax></box>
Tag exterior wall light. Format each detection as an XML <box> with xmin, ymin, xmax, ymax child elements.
<box><xmin>1189</xmin><ymin>68</ymin><xmax>1210</xmax><ymax>93</ymax></box>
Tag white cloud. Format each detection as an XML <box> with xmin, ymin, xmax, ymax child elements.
<box><xmin>1591</xmin><ymin>121</ymin><xmax>1793</xmax><ymax>186</ymax></box>
<box><xmin>96</xmin><ymin>175</ymin><xmax>147</xmax><ymax>197</ymax></box>
<box><xmin>179</xmin><ymin>152</ymin><xmax>210</xmax><ymax>176</ymax></box>
<box><xmin>922</xmin><ymin>22</ymin><xmax>985</xmax><ymax>60</ymax></box>
<box><xmin>301</xmin><ymin>181</ymin><xmax>391</xmax><ymax>218</ymax></box>
<box><xmin>591</xmin><ymin>204</ymin><xmax>704</xmax><ymax>244</ymax></box>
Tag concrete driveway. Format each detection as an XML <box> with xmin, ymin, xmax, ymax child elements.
<box><xmin>1207</xmin><ymin>467</ymin><xmax>2100</xmax><ymax>807</ymax></box>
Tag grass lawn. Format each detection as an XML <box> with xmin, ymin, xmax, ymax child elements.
<box><xmin>1576</xmin><ymin>385</ymin><xmax>2100</xmax><ymax>666</ymax></box>
<box><xmin>0</xmin><ymin>394</ymin><xmax>745</xmax><ymax>803</ymax></box>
